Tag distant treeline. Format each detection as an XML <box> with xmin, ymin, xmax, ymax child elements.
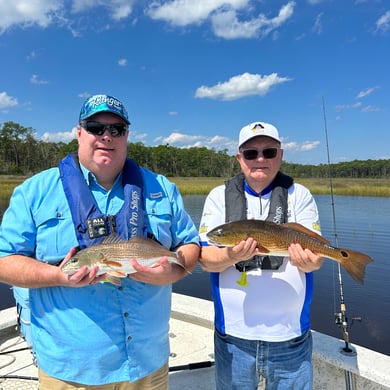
<box><xmin>1</xmin><ymin>121</ymin><xmax>389</xmax><ymax>178</ymax></box>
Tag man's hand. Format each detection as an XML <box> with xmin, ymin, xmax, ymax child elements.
<box><xmin>288</xmin><ymin>243</ymin><xmax>324</xmax><ymax>272</ymax></box>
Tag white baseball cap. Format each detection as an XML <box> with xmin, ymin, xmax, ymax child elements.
<box><xmin>238</xmin><ymin>121</ymin><xmax>281</xmax><ymax>148</ymax></box>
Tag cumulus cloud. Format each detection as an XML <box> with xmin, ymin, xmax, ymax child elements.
<box><xmin>150</xmin><ymin>130</ymin><xmax>319</xmax><ymax>156</ymax></box>
<box><xmin>0</xmin><ymin>1</ymin><xmax>64</xmax><ymax>33</ymax></box>
<box><xmin>146</xmin><ymin>0</ymin><xmax>295</xmax><ymax>40</ymax></box>
<box><xmin>0</xmin><ymin>0</ymin><xmax>135</xmax><ymax>34</ymax></box>
<box><xmin>153</xmin><ymin>131</ymin><xmax>237</xmax><ymax>153</ymax></box>
<box><xmin>0</xmin><ymin>91</ymin><xmax>18</xmax><ymax>110</ymax></box>
<box><xmin>40</xmin><ymin>127</ymin><xmax>77</xmax><ymax>143</ymax></box>
<box><xmin>211</xmin><ymin>1</ymin><xmax>295</xmax><ymax>39</ymax></box>
<box><xmin>195</xmin><ymin>72</ymin><xmax>292</xmax><ymax>101</ymax></box>
<box><xmin>146</xmin><ymin>0</ymin><xmax>249</xmax><ymax>27</ymax></box>
<box><xmin>283</xmin><ymin>140</ymin><xmax>320</xmax><ymax>152</ymax></box>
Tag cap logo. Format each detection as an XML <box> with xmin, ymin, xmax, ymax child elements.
<box><xmin>79</xmin><ymin>94</ymin><xmax>130</xmax><ymax>124</ymax></box>
<box><xmin>252</xmin><ymin>123</ymin><xmax>265</xmax><ymax>131</ymax></box>
<box><xmin>89</xmin><ymin>95</ymin><xmax>122</xmax><ymax>110</ymax></box>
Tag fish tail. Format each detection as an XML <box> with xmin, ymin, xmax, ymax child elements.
<box><xmin>338</xmin><ymin>249</ymin><xmax>373</xmax><ymax>284</ymax></box>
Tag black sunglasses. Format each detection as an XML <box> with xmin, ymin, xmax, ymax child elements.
<box><xmin>80</xmin><ymin>121</ymin><xmax>128</xmax><ymax>137</ymax></box>
<box><xmin>241</xmin><ymin>147</ymin><xmax>279</xmax><ymax>160</ymax></box>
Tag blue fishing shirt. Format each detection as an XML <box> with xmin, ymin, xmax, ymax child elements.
<box><xmin>0</xmin><ymin>165</ymin><xmax>199</xmax><ymax>385</ymax></box>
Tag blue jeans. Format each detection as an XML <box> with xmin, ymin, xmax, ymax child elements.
<box><xmin>214</xmin><ymin>329</ymin><xmax>313</xmax><ymax>390</ymax></box>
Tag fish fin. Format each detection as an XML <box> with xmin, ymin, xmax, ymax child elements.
<box><xmin>102</xmin><ymin>260</ymin><xmax>123</xmax><ymax>267</ymax></box>
<box><xmin>107</xmin><ymin>271</ymin><xmax>127</xmax><ymax>278</ymax></box>
<box><xmin>130</xmin><ymin>236</ymin><xmax>173</xmax><ymax>251</ymax></box>
<box><xmin>337</xmin><ymin>248</ymin><xmax>373</xmax><ymax>284</ymax></box>
<box><xmin>283</xmin><ymin>223</ymin><xmax>330</xmax><ymax>244</ymax></box>
<box><xmin>102</xmin><ymin>233</ymin><xmax>126</xmax><ymax>245</ymax></box>
<box><xmin>104</xmin><ymin>275</ymin><xmax>122</xmax><ymax>286</ymax></box>
<box><xmin>256</xmin><ymin>245</ymin><xmax>270</xmax><ymax>254</ymax></box>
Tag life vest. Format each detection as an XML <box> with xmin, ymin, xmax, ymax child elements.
<box><xmin>224</xmin><ymin>171</ymin><xmax>293</xmax><ymax>271</ymax></box>
<box><xmin>59</xmin><ymin>153</ymin><xmax>147</xmax><ymax>249</ymax></box>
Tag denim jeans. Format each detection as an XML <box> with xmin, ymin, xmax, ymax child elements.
<box><xmin>214</xmin><ymin>329</ymin><xmax>313</xmax><ymax>390</ymax></box>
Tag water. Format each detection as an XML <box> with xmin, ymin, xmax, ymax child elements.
<box><xmin>1</xmin><ymin>194</ymin><xmax>389</xmax><ymax>356</ymax></box>
<box><xmin>174</xmin><ymin>194</ymin><xmax>390</xmax><ymax>356</ymax></box>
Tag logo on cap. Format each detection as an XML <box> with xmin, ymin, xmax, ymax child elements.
<box><xmin>79</xmin><ymin>94</ymin><xmax>130</xmax><ymax>124</ymax></box>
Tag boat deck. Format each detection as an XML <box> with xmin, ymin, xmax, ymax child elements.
<box><xmin>0</xmin><ymin>296</ymin><xmax>216</xmax><ymax>390</ymax></box>
<box><xmin>1</xmin><ymin>293</ymin><xmax>390</xmax><ymax>390</ymax></box>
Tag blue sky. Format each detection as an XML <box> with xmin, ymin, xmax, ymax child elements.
<box><xmin>0</xmin><ymin>0</ymin><xmax>389</xmax><ymax>165</ymax></box>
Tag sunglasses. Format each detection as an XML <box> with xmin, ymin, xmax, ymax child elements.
<box><xmin>241</xmin><ymin>147</ymin><xmax>279</xmax><ymax>160</ymax></box>
<box><xmin>80</xmin><ymin>121</ymin><xmax>128</xmax><ymax>137</ymax></box>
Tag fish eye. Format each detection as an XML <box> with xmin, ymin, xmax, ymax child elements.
<box><xmin>216</xmin><ymin>229</ymin><xmax>223</xmax><ymax>236</ymax></box>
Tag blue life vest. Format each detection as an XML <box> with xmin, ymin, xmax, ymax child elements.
<box><xmin>58</xmin><ymin>153</ymin><xmax>147</xmax><ymax>248</ymax></box>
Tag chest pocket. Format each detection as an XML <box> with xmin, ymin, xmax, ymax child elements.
<box><xmin>145</xmin><ymin>196</ymin><xmax>173</xmax><ymax>249</ymax></box>
<box><xmin>34</xmin><ymin>204</ymin><xmax>74</xmax><ymax>263</ymax></box>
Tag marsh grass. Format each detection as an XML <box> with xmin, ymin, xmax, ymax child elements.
<box><xmin>171</xmin><ymin>177</ymin><xmax>390</xmax><ymax>197</ymax></box>
<box><xmin>0</xmin><ymin>176</ymin><xmax>389</xmax><ymax>200</ymax></box>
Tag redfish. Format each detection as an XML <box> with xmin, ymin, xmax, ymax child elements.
<box><xmin>207</xmin><ymin>220</ymin><xmax>373</xmax><ymax>284</ymax></box>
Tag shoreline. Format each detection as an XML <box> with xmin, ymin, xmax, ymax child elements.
<box><xmin>0</xmin><ymin>176</ymin><xmax>389</xmax><ymax>200</ymax></box>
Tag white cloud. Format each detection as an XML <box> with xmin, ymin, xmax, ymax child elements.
<box><xmin>361</xmin><ymin>105</ymin><xmax>383</xmax><ymax>113</ymax></box>
<box><xmin>334</xmin><ymin>102</ymin><xmax>362</xmax><ymax>112</ymax></box>
<box><xmin>78</xmin><ymin>92</ymin><xmax>91</xmax><ymax>99</ymax></box>
<box><xmin>212</xmin><ymin>1</ymin><xmax>295</xmax><ymax>39</ymax></box>
<box><xmin>195</xmin><ymin>72</ymin><xmax>292</xmax><ymax>101</ymax></box>
<box><xmin>312</xmin><ymin>12</ymin><xmax>323</xmax><ymax>34</ymax></box>
<box><xmin>40</xmin><ymin>127</ymin><xmax>77</xmax><ymax>143</ymax></box>
<box><xmin>146</xmin><ymin>0</ymin><xmax>295</xmax><ymax>40</ymax></box>
<box><xmin>118</xmin><ymin>58</ymin><xmax>128</xmax><ymax>66</ymax></box>
<box><xmin>149</xmin><ymin>130</ymin><xmax>319</xmax><ymax>156</ymax></box>
<box><xmin>0</xmin><ymin>91</ymin><xmax>18</xmax><ymax>110</ymax></box>
<box><xmin>146</xmin><ymin>0</ymin><xmax>249</xmax><ymax>27</ymax></box>
<box><xmin>0</xmin><ymin>0</ymin><xmax>136</xmax><ymax>34</ymax></box>
<box><xmin>356</xmin><ymin>86</ymin><xmax>379</xmax><ymax>99</ymax></box>
<box><xmin>283</xmin><ymin>140</ymin><xmax>320</xmax><ymax>152</ymax></box>
<box><xmin>0</xmin><ymin>1</ymin><xmax>64</xmax><ymax>33</ymax></box>
<box><xmin>71</xmin><ymin>0</ymin><xmax>134</xmax><ymax>20</ymax></box>
<box><xmin>30</xmin><ymin>74</ymin><xmax>49</xmax><ymax>85</ymax></box>
<box><xmin>375</xmin><ymin>10</ymin><xmax>390</xmax><ymax>33</ymax></box>
<box><xmin>153</xmin><ymin>131</ymin><xmax>237</xmax><ymax>153</ymax></box>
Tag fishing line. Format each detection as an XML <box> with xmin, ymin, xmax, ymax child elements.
<box><xmin>322</xmin><ymin>97</ymin><xmax>355</xmax><ymax>356</ymax></box>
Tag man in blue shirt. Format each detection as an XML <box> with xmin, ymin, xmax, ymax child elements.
<box><xmin>0</xmin><ymin>94</ymin><xmax>200</xmax><ymax>389</ymax></box>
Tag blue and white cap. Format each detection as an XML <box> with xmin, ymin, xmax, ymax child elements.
<box><xmin>79</xmin><ymin>94</ymin><xmax>130</xmax><ymax>124</ymax></box>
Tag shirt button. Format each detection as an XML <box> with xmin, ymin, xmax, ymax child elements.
<box><xmin>118</xmin><ymin>286</ymin><xmax>123</xmax><ymax>291</ymax></box>
<box><xmin>127</xmin><ymin>336</ymin><xmax>132</xmax><ymax>342</ymax></box>
<box><xmin>124</xmin><ymin>312</ymin><xmax>129</xmax><ymax>317</ymax></box>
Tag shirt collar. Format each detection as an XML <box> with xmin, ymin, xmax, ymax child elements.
<box><xmin>244</xmin><ymin>179</ymin><xmax>274</xmax><ymax>197</ymax></box>
<box><xmin>79</xmin><ymin>162</ymin><xmax>122</xmax><ymax>190</ymax></box>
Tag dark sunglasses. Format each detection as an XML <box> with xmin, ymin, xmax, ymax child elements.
<box><xmin>241</xmin><ymin>147</ymin><xmax>279</xmax><ymax>160</ymax></box>
<box><xmin>80</xmin><ymin>121</ymin><xmax>128</xmax><ymax>137</ymax></box>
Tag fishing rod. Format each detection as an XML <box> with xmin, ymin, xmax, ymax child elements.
<box><xmin>321</xmin><ymin>97</ymin><xmax>358</xmax><ymax>356</ymax></box>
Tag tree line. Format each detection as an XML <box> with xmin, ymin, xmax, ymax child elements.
<box><xmin>1</xmin><ymin>121</ymin><xmax>389</xmax><ymax>178</ymax></box>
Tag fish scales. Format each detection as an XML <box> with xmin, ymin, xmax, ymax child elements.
<box><xmin>207</xmin><ymin>219</ymin><xmax>373</xmax><ymax>284</ymax></box>
<box><xmin>61</xmin><ymin>234</ymin><xmax>187</xmax><ymax>285</ymax></box>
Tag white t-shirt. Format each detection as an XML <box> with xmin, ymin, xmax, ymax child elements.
<box><xmin>199</xmin><ymin>181</ymin><xmax>321</xmax><ymax>342</ymax></box>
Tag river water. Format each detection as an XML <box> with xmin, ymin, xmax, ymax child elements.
<box><xmin>1</xmin><ymin>194</ymin><xmax>389</xmax><ymax>356</ymax></box>
<box><xmin>174</xmin><ymin>194</ymin><xmax>390</xmax><ymax>356</ymax></box>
